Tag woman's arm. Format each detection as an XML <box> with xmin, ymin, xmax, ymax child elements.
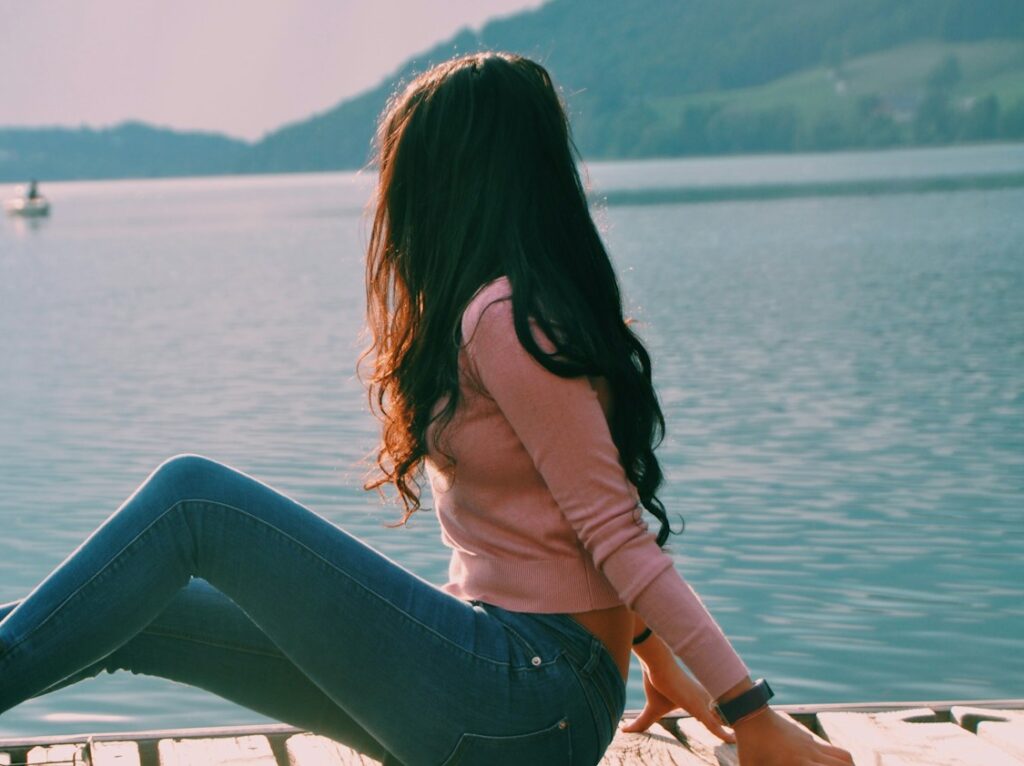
<box><xmin>463</xmin><ymin>293</ymin><xmax>749</xmax><ymax>697</ymax></box>
<box><xmin>464</xmin><ymin>296</ymin><xmax>854</xmax><ymax>764</ymax></box>
<box><xmin>626</xmin><ymin>614</ymin><xmax>737</xmax><ymax>741</ymax></box>
<box><xmin>627</xmin><ymin>616</ymin><xmax>853</xmax><ymax>766</ymax></box>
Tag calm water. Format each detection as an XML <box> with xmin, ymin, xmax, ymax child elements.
<box><xmin>1</xmin><ymin>144</ymin><xmax>1022</xmax><ymax>737</ymax></box>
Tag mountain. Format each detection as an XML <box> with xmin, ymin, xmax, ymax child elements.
<box><xmin>243</xmin><ymin>0</ymin><xmax>1024</xmax><ymax>169</ymax></box>
<box><xmin>3</xmin><ymin>0</ymin><xmax>1024</xmax><ymax>181</ymax></box>
<box><xmin>0</xmin><ymin>121</ymin><xmax>248</xmax><ymax>182</ymax></box>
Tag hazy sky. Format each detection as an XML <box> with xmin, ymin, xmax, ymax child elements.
<box><xmin>0</xmin><ymin>1</ymin><xmax>546</xmax><ymax>141</ymax></box>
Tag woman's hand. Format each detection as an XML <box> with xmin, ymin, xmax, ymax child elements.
<box><xmin>731</xmin><ymin>706</ymin><xmax>855</xmax><ymax>766</ymax></box>
<box><xmin>623</xmin><ymin>620</ymin><xmax>854</xmax><ymax>765</ymax></box>
<box><xmin>622</xmin><ymin>661</ymin><xmax>736</xmax><ymax>743</ymax></box>
<box><xmin>621</xmin><ymin>628</ymin><xmax>734</xmax><ymax>742</ymax></box>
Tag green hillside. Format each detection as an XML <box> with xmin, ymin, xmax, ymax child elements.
<box><xmin>634</xmin><ymin>39</ymin><xmax>1024</xmax><ymax>155</ymax></box>
<box><xmin>655</xmin><ymin>40</ymin><xmax>1024</xmax><ymax>118</ymax></box>
<box><xmin>245</xmin><ymin>0</ymin><xmax>1024</xmax><ymax>168</ymax></box>
<box><xmin>3</xmin><ymin>0</ymin><xmax>1024</xmax><ymax>180</ymax></box>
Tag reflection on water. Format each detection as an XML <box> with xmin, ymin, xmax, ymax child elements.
<box><xmin>1</xmin><ymin>144</ymin><xmax>1022</xmax><ymax>736</ymax></box>
<box><xmin>4</xmin><ymin>213</ymin><xmax>50</xmax><ymax>238</ymax></box>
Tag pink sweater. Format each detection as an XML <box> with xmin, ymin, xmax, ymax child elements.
<box><xmin>424</xmin><ymin>277</ymin><xmax>751</xmax><ymax>698</ymax></box>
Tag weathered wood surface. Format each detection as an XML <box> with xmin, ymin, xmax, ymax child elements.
<box><xmin>672</xmin><ymin>710</ymin><xmax>804</xmax><ymax>766</ymax></box>
<box><xmin>979</xmin><ymin>721</ymin><xmax>1024</xmax><ymax>761</ymax></box>
<box><xmin>0</xmin><ymin>723</ymin><xmax>304</xmax><ymax>750</ymax></box>
<box><xmin>949</xmin><ymin>706</ymin><xmax>1024</xmax><ymax>761</ymax></box>
<box><xmin>89</xmin><ymin>740</ymin><xmax>142</xmax><ymax>766</ymax></box>
<box><xmin>26</xmin><ymin>743</ymin><xmax>87</xmax><ymax>764</ymax></box>
<box><xmin>2</xmin><ymin>700</ymin><xmax>1023</xmax><ymax>766</ymax></box>
<box><xmin>817</xmin><ymin>706</ymin><xmax>1024</xmax><ymax>766</ymax></box>
<box><xmin>599</xmin><ymin>721</ymin><xmax>710</xmax><ymax>765</ymax></box>
<box><xmin>157</xmin><ymin>735</ymin><xmax>276</xmax><ymax>766</ymax></box>
<box><xmin>950</xmin><ymin>704</ymin><xmax>1024</xmax><ymax>730</ymax></box>
<box><xmin>285</xmin><ymin>732</ymin><xmax>382</xmax><ymax>765</ymax></box>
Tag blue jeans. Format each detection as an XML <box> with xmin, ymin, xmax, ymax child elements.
<box><xmin>0</xmin><ymin>454</ymin><xmax>625</xmax><ymax>765</ymax></box>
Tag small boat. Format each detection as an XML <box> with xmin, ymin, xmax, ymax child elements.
<box><xmin>4</xmin><ymin>195</ymin><xmax>50</xmax><ymax>217</ymax></box>
<box><xmin>5</xmin><ymin>180</ymin><xmax>50</xmax><ymax>217</ymax></box>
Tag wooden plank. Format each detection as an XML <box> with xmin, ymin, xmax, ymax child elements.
<box><xmin>672</xmin><ymin>712</ymin><xmax>760</xmax><ymax>766</ymax></box>
<box><xmin>0</xmin><ymin>723</ymin><xmax>305</xmax><ymax>750</ymax></box>
<box><xmin>0</xmin><ymin>701</ymin><xmax>1020</xmax><ymax>749</ymax></box>
<box><xmin>89</xmin><ymin>740</ymin><xmax>142</xmax><ymax>766</ymax></box>
<box><xmin>977</xmin><ymin>721</ymin><xmax>1024</xmax><ymax>761</ymax></box>
<box><xmin>157</xmin><ymin>735</ymin><xmax>276</xmax><ymax>766</ymax></box>
<box><xmin>817</xmin><ymin>707</ymin><xmax>1024</xmax><ymax>766</ymax></box>
<box><xmin>950</xmin><ymin>705</ymin><xmax>1024</xmax><ymax>759</ymax></box>
<box><xmin>600</xmin><ymin>721</ymin><xmax>710</xmax><ymax>765</ymax></box>
<box><xmin>285</xmin><ymin>732</ymin><xmax>382</xmax><ymax>765</ymax></box>
<box><xmin>26</xmin><ymin>743</ymin><xmax>87</xmax><ymax>764</ymax></box>
<box><xmin>950</xmin><ymin>704</ymin><xmax>1024</xmax><ymax>730</ymax></box>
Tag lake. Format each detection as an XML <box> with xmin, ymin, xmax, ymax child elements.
<box><xmin>1</xmin><ymin>143</ymin><xmax>1022</xmax><ymax>737</ymax></box>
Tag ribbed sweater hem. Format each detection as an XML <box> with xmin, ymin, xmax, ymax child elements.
<box><xmin>443</xmin><ymin>555</ymin><xmax>623</xmax><ymax>613</ymax></box>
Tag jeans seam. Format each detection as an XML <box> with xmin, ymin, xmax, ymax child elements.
<box><xmin>564</xmin><ymin>657</ymin><xmax>607</xmax><ymax>749</ymax></box>
<box><xmin>587</xmin><ymin>639</ymin><xmax>620</xmax><ymax>733</ymax></box>
<box><xmin>1</xmin><ymin>497</ymin><xmax>189</xmax><ymax>655</ymax></box>
<box><xmin>138</xmin><ymin>626</ymin><xmax>288</xmax><ymax>658</ymax></box>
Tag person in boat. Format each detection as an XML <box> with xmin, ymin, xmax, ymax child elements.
<box><xmin>26</xmin><ymin>180</ymin><xmax>39</xmax><ymax>200</ymax></box>
<box><xmin>0</xmin><ymin>53</ymin><xmax>854</xmax><ymax>766</ymax></box>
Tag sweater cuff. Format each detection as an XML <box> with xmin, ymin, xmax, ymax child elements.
<box><xmin>631</xmin><ymin>569</ymin><xmax>752</xmax><ymax>699</ymax></box>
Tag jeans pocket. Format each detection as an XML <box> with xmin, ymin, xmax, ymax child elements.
<box><xmin>474</xmin><ymin>602</ymin><xmax>563</xmax><ymax>669</ymax></box>
<box><xmin>439</xmin><ymin>717</ymin><xmax>572</xmax><ymax>765</ymax></box>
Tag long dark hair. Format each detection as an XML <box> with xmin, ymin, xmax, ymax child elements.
<box><xmin>361</xmin><ymin>51</ymin><xmax>678</xmax><ymax>546</ymax></box>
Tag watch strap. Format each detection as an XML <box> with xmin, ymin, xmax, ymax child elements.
<box><xmin>713</xmin><ymin>678</ymin><xmax>774</xmax><ymax>725</ymax></box>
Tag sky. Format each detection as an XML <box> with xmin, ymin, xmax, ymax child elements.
<box><xmin>0</xmin><ymin>0</ymin><xmax>546</xmax><ymax>142</ymax></box>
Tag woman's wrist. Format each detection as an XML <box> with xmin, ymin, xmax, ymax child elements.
<box><xmin>632</xmin><ymin>627</ymin><xmax>653</xmax><ymax>646</ymax></box>
<box><xmin>715</xmin><ymin>675</ymin><xmax>755</xmax><ymax>704</ymax></box>
<box><xmin>731</xmin><ymin>702</ymin><xmax>774</xmax><ymax>729</ymax></box>
<box><xmin>711</xmin><ymin>676</ymin><xmax>775</xmax><ymax>730</ymax></box>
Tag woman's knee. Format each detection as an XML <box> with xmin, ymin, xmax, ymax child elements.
<box><xmin>148</xmin><ymin>453</ymin><xmax>225</xmax><ymax>502</ymax></box>
<box><xmin>156</xmin><ymin>453</ymin><xmax>223</xmax><ymax>480</ymax></box>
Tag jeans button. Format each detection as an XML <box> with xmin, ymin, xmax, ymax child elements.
<box><xmin>558</xmin><ymin>719</ymin><xmax>568</xmax><ymax>729</ymax></box>
<box><xmin>531</xmin><ymin>656</ymin><xmax>542</xmax><ymax>666</ymax></box>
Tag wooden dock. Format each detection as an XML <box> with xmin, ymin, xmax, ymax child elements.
<box><xmin>1</xmin><ymin>699</ymin><xmax>1021</xmax><ymax>765</ymax></box>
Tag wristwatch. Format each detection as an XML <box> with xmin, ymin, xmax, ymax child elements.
<box><xmin>711</xmin><ymin>678</ymin><xmax>774</xmax><ymax>725</ymax></box>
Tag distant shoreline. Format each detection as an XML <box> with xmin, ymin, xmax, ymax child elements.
<box><xmin>6</xmin><ymin>142</ymin><xmax>1024</xmax><ymax>209</ymax></box>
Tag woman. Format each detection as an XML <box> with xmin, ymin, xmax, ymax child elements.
<box><xmin>0</xmin><ymin>53</ymin><xmax>854</xmax><ymax>765</ymax></box>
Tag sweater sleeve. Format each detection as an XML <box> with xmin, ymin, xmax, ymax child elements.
<box><xmin>463</xmin><ymin>293</ymin><xmax>751</xmax><ymax>699</ymax></box>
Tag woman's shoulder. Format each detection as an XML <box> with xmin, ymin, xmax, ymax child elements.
<box><xmin>461</xmin><ymin>275</ymin><xmax>514</xmax><ymax>344</ymax></box>
<box><xmin>459</xmin><ymin>275</ymin><xmax>563</xmax><ymax>361</ymax></box>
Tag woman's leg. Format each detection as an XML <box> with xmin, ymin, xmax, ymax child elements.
<box><xmin>1</xmin><ymin>579</ymin><xmax>389</xmax><ymax>760</ymax></box>
<box><xmin>0</xmin><ymin>454</ymin><xmax>581</xmax><ymax>765</ymax></box>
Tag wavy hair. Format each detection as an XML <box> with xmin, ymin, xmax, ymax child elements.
<box><xmin>360</xmin><ymin>52</ymin><xmax>679</xmax><ymax>546</ymax></box>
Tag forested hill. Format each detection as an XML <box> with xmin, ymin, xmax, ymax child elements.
<box><xmin>4</xmin><ymin>0</ymin><xmax>1024</xmax><ymax>181</ymax></box>
<box><xmin>0</xmin><ymin>122</ymin><xmax>248</xmax><ymax>182</ymax></box>
<box><xmin>244</xmin><ymin>0</ymin><xmax>1024</xmax><ymax>171</ymax></box>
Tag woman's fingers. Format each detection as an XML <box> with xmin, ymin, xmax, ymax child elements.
<box><xmin>621</xmin><ymin>703</ymin><xmax>663</xmax><ymax>733</ymax></box>
<box><xmin>687</xmin><ymin>703</ymin><xmax>735</xmax><ymax>743</ymax></box>
<box><xmin>702</xmin><ymin>716</ymin><xmax>736</xmax><ymax>744</ymax></box>
<box><xmin>623</xmin><ymin>703</ymin><xmax>737</xmax><ymax>746</ymax></box>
